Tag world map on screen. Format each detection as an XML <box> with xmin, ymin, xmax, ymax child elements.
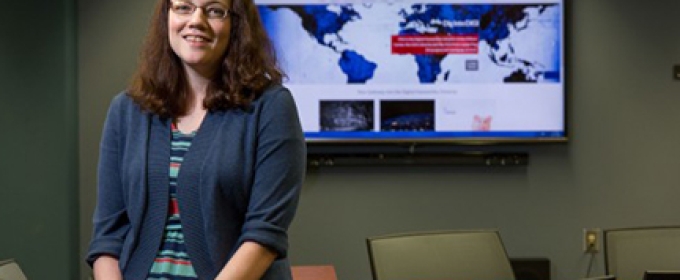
<box><xmin>258</xmin><ymin>3</ymin><xmax>561</xmax><ymax>84</ymax></box>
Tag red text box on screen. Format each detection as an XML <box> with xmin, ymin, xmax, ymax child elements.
<box><xmin>391</xmin><ymin>34</ymin><xmax>479</xmax><ymax>55</ymax></box>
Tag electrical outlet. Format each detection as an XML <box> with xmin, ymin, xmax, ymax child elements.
<box><xmin>583</xmin><ymin>228</ymin><xmax>600</xmax><ymax>253</ymax></box>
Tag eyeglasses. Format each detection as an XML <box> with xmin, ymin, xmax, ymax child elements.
<box><xmin>170</xmin><ymin>0</ymin><xmax>232</xmax><ymax>20</ymax></box>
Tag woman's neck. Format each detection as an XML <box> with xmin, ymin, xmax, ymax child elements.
<box><xmin>175</xmin><ymin>104</ymin><xmax>206</xmax><ymax>134</ymax></box>
<box><xmin>184</xmin><ymin>64</ymin><xmax>214</xmax><ymax>98</ymax></box>
<box><xmin>177</xmin><ymin>65</ymin><xmax>213</xmax><ymax>133</ymax></box>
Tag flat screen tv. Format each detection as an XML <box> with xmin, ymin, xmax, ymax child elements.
<box><xmin>257</xmin><ymin>0</ymin><xmax>566</xmax><ymax>144</ymax></box>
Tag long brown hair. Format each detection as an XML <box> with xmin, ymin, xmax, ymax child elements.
<box><xmin>128</xmin><ymin>0</ymin><xmax>284</xmax><ymax>118</ymax></box>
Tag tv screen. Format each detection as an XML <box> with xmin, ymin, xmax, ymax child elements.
<box><xmin>257</xmin><ymin>0</ymin><xmax>565</xmax><ymax>144</ymax></box>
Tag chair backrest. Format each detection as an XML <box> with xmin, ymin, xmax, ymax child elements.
<box><xmin>366</xmin><ymin>230</ymin><xmax>515</xmax><ymax>280</ymax></box>
<box><xmin>604</xmin><ymin>226</ymin><xmax>680</xmax><ymax>280</ymax></box>
<box><xmin>0</xmin><ymin>259</ymin><xmax>27</xmax><ymax>280</ymax></box>
<box><xmin>291</xmin><ymin>265</ymin><xmax>338</xmax><ymax>280</ymax></box>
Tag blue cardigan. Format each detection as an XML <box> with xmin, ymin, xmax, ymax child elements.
<box><xmin>86</xmin><ymin>85</ymin><xmax>306</xmax><ymax>279</ymax></box>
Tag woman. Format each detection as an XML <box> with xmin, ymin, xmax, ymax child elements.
<box><xmin>86</xmin><ymin>0</ymin><xmax>306</xmax><ymax>279</ymax></box>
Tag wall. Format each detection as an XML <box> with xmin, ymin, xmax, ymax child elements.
<box><xmin>78</xmin><ymin>1</ymin><xmax>680</xmax><ymax>280</ymax></box>
<box><xmin>78</xmin><ymin>1</ymin><xmax>156</xmax><ymax>278</ymax></box>
<box><xmin>0</xmin><ymin>0</ymin><xmax>79</xmax><ymax>279</ymax></box>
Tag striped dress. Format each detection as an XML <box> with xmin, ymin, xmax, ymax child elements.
<box><xmin>147</xmin><ymin>125</ymin><xmax>198</xmax><ymax>279</ymax></box>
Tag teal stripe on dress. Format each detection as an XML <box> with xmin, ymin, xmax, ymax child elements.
<box><xmin>148</xmin><ymin>125</ymin><xmax>198</xmax><ymax>279</ymax></box>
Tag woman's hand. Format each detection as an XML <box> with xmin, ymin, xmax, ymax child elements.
<box><xmin>92</xmin><ymin>255</ymin><xmax>123</xmax><ymax>280</ymax></box>
<box><xmin>215</xmin><ymin>241</ymin><xmax>277</xmax><ymax>280</ymax></box>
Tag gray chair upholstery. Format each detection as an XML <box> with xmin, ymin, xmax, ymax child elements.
<box><xmin>604</xmin><ymin>226</ymin><xmax>680</xmax><ymax>280</ymax></box>
<box><xmin>366</xmin><ymin>229</ymin><xmax>515</xmax><ymax>280</ymax></box>
<box><xmin>0</xmin><ymin>259</ymin><xmax>27</xmax><ymax>280</ymax></box>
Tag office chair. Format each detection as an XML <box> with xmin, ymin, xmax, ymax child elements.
<box><xmin>291</xmin><ymin>265</ymin><xmax>338</xmax><ymax>280</ymax></box>
<box><xmin>366</xmin><ymin>229</ymin><xmax>516</xmax><ymax>280</ymax></box>
<box><xmin>0</xmin><ymin>259</ymin><xmax>27</xmax><ymax>280</ymax></box>
<box><xmin>604</xmin><ymin>226</ymin><xmax>680</xmax><ymax>280</ymax></box>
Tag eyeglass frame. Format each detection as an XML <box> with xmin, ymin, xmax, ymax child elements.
<box><xmin>169</xmin><ymin>0</ymin><xmax>234</xmax><ymax>20</ymax></box>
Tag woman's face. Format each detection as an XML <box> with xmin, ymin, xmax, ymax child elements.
<box><xmin>168</xmin><ymin>0</ymin><xmax>232</xmax><ymax>75</ymax></box>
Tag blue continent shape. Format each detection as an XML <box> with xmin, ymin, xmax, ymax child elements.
<box><xmin>261</xmin><ymin>5</ymin><xmax>378</xmax><ymax>83</ymax></box>
<box><xmin>399</xmin><ymin>4</ymin><xmax>483</xmax><ymax>35</ymax></box>
<box><xmin>478</xmin><ymin>5</ymin><xmax>554</xmax><ymax>50</ymax></box>
<box><xmin>288</xmin><ymin>5</ymin><xmax>361</xmax><ymax>50</ymax></box>
<box><xmin>338</xmin><ymin>50</ymin><xmax>377</xmax><ymax>84</ymax></box>
<box><xmin>399</xmin><ymin>4</ymin><xmax>486</xmax><ymax>83</ymax></box>
<box><xmin>398</xmin><ymin>4</ymin><xmax>558</xmax><ymax>83</ymax></box>
<box><xmin>478</xmin><ymin>5</ymin><xmax>558</xmax><ymax>82</ymax></box>
<box><xmin>414</xmin><ymin>55</ymin><xmax>445</xmax><ymax>83</ymax></box>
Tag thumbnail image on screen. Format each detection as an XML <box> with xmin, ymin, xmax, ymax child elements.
<box><xmin>319</xmin><ymin>100</ymin><xmax>375</xmax><ymax>132</ymax></box>
<box><xmin>380</xmin><ymin>100</ymin><xmax>435</xmax><ymax>132</ymax></box>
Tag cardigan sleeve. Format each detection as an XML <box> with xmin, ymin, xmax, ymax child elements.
<box><xmin>238</xmin><ymin>86</ymin><xmax>306</xmax><ymax>258</ymax></box>
<box><xmin>85</xmin><ymin>93</ymin><xmax>131</xmax><ymax>266</ymax></box>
